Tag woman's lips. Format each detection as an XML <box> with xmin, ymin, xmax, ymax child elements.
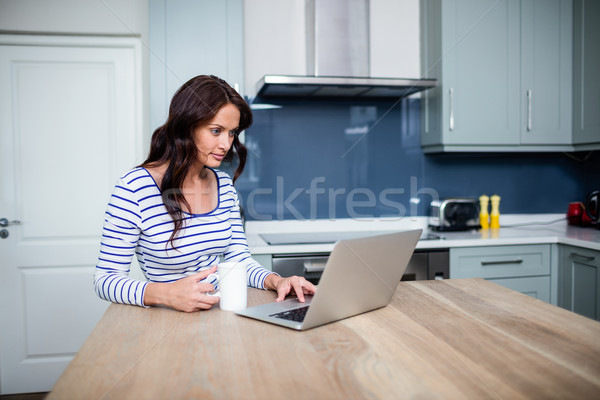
<box><xmin>212</xmin><ymin>153</ymin><xmax>225</xmax><ymax>161</ymax></box>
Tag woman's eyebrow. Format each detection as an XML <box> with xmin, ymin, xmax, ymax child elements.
<box><xmin>207</xmin><ymin>123</ymin><xmax>239</xmax><ymax>131</ymax></box>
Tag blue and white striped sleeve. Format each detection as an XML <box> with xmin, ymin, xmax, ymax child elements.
<box><xmin>94</xmin><ymin>176</ymin><xmax>148</xmax><ymax>306</ymax></box>
<box><xmin>223</xmin><ymin>184</ymin><xmax>276</xmax><ymax>290</ymax></box>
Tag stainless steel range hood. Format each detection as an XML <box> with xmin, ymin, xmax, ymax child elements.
<box><xmin>254</xmin><ymin>0</ymin><xmax>436</xmax><ymax>100</ymax></box>
<box><xmin>256</xmin><ymin>75</ymin><xmax>436</xmax><ymax>99</ymax></box>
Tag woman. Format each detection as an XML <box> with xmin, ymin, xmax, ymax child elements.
<box><xmin>94</xmin><ymin>75</ymin><xmax>316</xmax><ymax>312</ymax></box>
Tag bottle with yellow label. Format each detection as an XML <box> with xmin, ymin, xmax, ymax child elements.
<box><xmin>490</xmin><ymin>194</ymin><xmax>501</xmax><ymax>229</ymax></box>
<box><xmin>479</xmin><ymin>195</ymin><xmax>490</xmax><ymax>229</ymax></box>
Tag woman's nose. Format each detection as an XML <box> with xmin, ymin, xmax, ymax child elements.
<box><xmin>218</xmin><ymin>134</ymin><xmax>232</xmax><ymax>150</ymax></box>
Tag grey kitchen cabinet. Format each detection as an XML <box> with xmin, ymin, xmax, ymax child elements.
<box><xmin>572</xmin><ymin>0</ymin><xmax>600</xmax><ymax>146</ymax></box>
<box><xmin>149</xmin><ymin>0</ymin><xmax>244</xmax><ymax>131</ymax></box>
<box><xmin>450</xmin><ymin>244</ymin><xmax>552</xmax><ymax>303</ymax></box>
<box><xmin>420</xmin><ymin>0</ymin><xmax>598</xmax><ymax>152</ymax></box>
<box><xmin>420</xmin><ymin>0</ymin><xmax>520</xmax><ymax>149</ymax></box>
<box><xmin>520</xmin><ymin>0</ymin><xmax>572</xmax><ymax>146</ymax></box>
<box><xmin>559</xmin><ymin>245</ymin><xmax>600</xmax><ymax>321</ymax></box>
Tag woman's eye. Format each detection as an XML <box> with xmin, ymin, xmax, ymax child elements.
<box><xmin>211</xmin><ymin>128</ymin><xmax>221</xmax><ymax>135</ymax></box>
<box><xmin>229</xmin><ymin>130</ymin><xmax>237</xmax><ymax>137</ymax></box>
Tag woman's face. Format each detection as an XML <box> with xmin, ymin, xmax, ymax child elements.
<box><xmin>193</xmin><ymin>103</ymin><xmax>240</xmax><ymax>168</ymax></box>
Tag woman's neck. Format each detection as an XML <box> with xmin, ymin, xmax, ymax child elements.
<box><xmin>185</xmin><ymin>162</ymin><xmax>210</xmax><ymax>186</ymax></box>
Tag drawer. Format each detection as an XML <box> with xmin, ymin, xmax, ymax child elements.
<box><xmin>489</xmin><ymin>276</ymin><xmax>551</xmax><ymax>303</ymax></box>
<box><xmin>450</xmin><ymin>245</ymin><xmax>551</xmax><ymax>279</ymax></box>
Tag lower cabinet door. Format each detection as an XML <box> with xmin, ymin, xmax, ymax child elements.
<box><xmin>489</xmin><ymin>276</ymin><xmax>551</xmax><ymax>303</ymax></box>
<box><xmin>560</xmin><ymin>245</ymin><xmax>600</xmax><ymax>321</ymax></box>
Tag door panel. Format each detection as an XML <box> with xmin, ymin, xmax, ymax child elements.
<box><xmin>443</xmin><ymin>0</ymin><xmax>520</xmax><ymax>145</ymax></box>
<box><xmin>0</xmin><ymin>35</ymin><xmax>142</xmax><ymax>394</ymax></box>
<box><xmin>560</xmin><ymin>246</ymin><xmax>600</xmax><ymax>321</ymax></box>
<box><xmin>15</xmin><ymin>56</ymin><xmax>115</xmax><ymax>239</ymax></box>
<box><xmin>572</xmin><ymin>262</ymin><xmax>598</xmax><ymax>319</ymax></box>
<box><xmin>520</xmin><ymin>0</ymin><xmax>572</xmax><ymax>144</ymax></box>
<box><xmin>22</xmin><ymin>266</ymin><xmax>109</xmax><ymax>356</ymax></box>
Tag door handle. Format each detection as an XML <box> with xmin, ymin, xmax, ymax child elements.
<box><xmin>0</xmin><ymin>218</ymin><xmax>21</xmax><ymax>227</ymax></box>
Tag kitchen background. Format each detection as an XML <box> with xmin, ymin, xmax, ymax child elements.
<box><xmin>230</xmin><ymin>96</ymin><xmax>599</xmax><ymax>220</ymax></box>
<box><xmin>1</xmin><ymin>0</ymin><xmax>599</xmax><ymax>394</ymax></box>
<box><xmin>2</xmin><ymin>0</ymin><xmax>599</xmax><ymax>222</ymax></box>
<box><xmin>150</xmin><ymin>0</ymin><xmax>599</xmax><ymax>221</ymax></box>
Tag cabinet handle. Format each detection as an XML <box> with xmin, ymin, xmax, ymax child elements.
<box><xmin>449</xmin><ymin>88</ymin><xmax>454</xmax><ymax>131</ymax></box>
<box><xmin>481</xmin><ymin>259</ymin><xmax>523</xmax><ymax>266</ymax></box>
<box><xmin>570</xmin><ymin>252</ymin><xmax>595</xmax><ymax>262</ymax></box>
<box><xmin>526</xmin><ymin>90</ymin><xmax>532</xmax><ymax>131</ymax></box>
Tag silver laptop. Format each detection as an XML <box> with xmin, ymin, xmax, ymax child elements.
<box><xmin>235</xmin><ymin>229</ymin><xmax>422</xmax><ymax>330</ymax></box>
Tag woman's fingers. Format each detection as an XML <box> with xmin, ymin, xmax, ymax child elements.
<box><xmin>275</xmin><ymin>276</ymin><xmax>317</xmax><ymax>302</ymax></box>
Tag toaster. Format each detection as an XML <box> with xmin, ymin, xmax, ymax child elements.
<box><xmin>429</xmin><ymin>199</ymin><xmax>480</xmax><ymax>231</ymax></box>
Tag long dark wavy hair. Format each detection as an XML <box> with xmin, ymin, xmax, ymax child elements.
<box><xmin>140</xmin><ymin>75</ymin><xmax>253</xmax><ymax>246</ymax></box>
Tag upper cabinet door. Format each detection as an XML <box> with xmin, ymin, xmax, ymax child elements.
<box><xmin>572</xmin><ymin>0</ymin><xmax>600</xmax><ymax>145</ymax></box>
<box><xmin>520</xmin><ymin>0</ymin><xmax>572</xmax><ymax>144</ymax></box>
<box><xmin>441</xmin><ymin>0</ymin><xmax>520</xmax><ymax>145</ymax></box>
<box><xmin>421</xmin><ymin>0</ymin><xmax>599</xmax><ymax>152</ymax></box>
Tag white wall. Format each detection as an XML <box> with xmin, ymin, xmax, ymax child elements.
<box><xmin>0</xmin><ymin>0</ymin><xmax>147</xmax><ymax>36</ymax></box>
<box><xmin>243</xmin><ymin>0</ymin><xmax>307</xmax><ymax>97</ymax></box>
<box><xmin>0</xmin><ymin>0</ymin><xmax>150</xmax><ymax>151</ymax></box>
<box><xmin>370</xmin><ymin>0</ymin><xmax>420</xmax><ymax>78</ymax></box>
<box><xmin>0</xmin><ymin>0</ymin><xmax>421</xmax><ymax>113</ymax></box>
<box><xmin>243</xmin><ymin>0</ymin><xmax>421</xmax><ymax>97</ymax></box>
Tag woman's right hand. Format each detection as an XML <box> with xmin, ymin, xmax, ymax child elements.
<box><xmin>143</xmin><ymin>265</ymin><xmax>220</xmax><ymax>312</ymax></box>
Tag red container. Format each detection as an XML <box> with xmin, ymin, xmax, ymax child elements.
<box><xmin>567</xmin><ymin>202</ymin><xmax>585</xmax><ymax>226</ymax></box>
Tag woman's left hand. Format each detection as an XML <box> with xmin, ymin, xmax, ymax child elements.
<box><xmin>265</xmin><ymin>274</ymin><xmax>317</xmax><ymax>303</ymax></box>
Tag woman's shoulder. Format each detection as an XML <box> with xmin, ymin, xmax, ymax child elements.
<box><xmin>209</xmin><ymin>168</ymin><xmax>238</xmax><ymax>204</ymax></box>
<box><xmin>210</xmin><ymin>168</ymin><xmax>234</xmax><ymax>187</ymax></box>
<box><xmin>117</xmin><ymin>167</ymin><xmax>156</xmax><ymax>190</ymax></box>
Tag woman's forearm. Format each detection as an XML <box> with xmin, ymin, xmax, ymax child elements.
<box><xmin>143</xmin><ymin>282</ymin><xmax>171</xmax><ymax>307</ymax></box>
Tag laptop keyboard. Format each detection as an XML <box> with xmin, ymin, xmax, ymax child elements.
<box><xmin>269</xmin><ymin>306</ymin><xmax>309</xmax><ymax>322</ymax></box>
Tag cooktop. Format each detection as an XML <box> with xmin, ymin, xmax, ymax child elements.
<box><xmin>259</xmin><ymin>231</ymin><xmax>443</xmax><ymax>245</ymax></box>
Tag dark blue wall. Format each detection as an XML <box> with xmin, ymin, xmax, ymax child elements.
<box><xmin>228</xmin><ymin>97</ymin><xmax>599</xmax><ymax>221</ymax></box>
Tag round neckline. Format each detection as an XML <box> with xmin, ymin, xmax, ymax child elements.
<box><xmin>141</xmin><ymin>166</ymin><xmax>221</xmax><ymax>216</ymax></box>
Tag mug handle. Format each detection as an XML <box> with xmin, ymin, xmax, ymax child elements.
<box><xmin>205</xmin><ymin>273</ymin><xmax>220</xmax><ymax>298</ymax></box>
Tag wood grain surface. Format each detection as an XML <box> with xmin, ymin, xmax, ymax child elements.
<box><xmin>48</xmin><ymin>279</ymin><xmax>600</xmax><ymax>399</ymax></box>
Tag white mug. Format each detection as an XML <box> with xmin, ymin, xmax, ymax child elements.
<box><xmin>206</xmin><ymin>262</ymin><xmax>247</xmax><ymax>311</ymax></box>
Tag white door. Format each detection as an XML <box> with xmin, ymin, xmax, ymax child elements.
<box><xmin>0</xmin><ymin>35</ymin><xmax>143</xmax><ymax>394</ymax></box>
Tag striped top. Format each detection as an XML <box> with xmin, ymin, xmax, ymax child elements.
<box><xmin>94</xmin><ymin>167</ymin><xmax>272</xmax><ymax>307</ymax></box>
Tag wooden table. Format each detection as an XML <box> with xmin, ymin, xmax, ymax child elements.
<box><xmin>48</xmin><ymin>279</ymin><xmax>600</xmax><ymax>399</ymax></box>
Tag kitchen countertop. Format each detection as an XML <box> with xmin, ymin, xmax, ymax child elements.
<box><xmin>245</xmin><ymin>214</ymin><xmax>600</xmax><ymax>254</ymax></box>
<box><xmin>48</xmin><ymin>279</ymin><xmax>600</xmax><ymax>399</ymax></box>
